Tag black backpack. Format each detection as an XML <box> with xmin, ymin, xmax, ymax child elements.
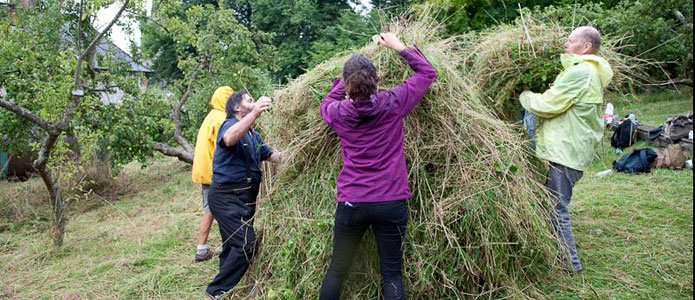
<box><xmin>613</xmin><ymin>148</ymin><xmax>657</xmax><ymax>173</ymax></box>
<box><xmin>611</xmin><ymin>118</ymin><xmax>636</xmax><ymax>150</ymax></box>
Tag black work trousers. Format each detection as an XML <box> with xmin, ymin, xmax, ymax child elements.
<box><xmin>206</xmin><ymin>182</ymin><xmax>260</xmax><ymax>296</ymax></box>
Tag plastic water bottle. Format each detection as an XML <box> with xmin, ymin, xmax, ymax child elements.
<box><xmin>604</xmin><ymin>103</ymin><xmax>614</xmax><ymax>124</ymax></box>
<box><xmin>595</xmin><ymin>169</ymin><xmax>613</xmax><ymax>178</ymax></box>
<box><xmin>689</xmin><ymin>130</ymin><xmax>693</xmax><ymax>140</ymax></box>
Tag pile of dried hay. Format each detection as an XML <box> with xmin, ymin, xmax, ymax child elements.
<box><xmin>228</xmin><ymin>6</ymin><xmax>637</xmax><ymax>299</ymax></box>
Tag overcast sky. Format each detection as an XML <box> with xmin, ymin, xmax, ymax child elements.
<box><xmin>95</xmin><ymin>0</ymin><xmax>373</xmax><ymax>55</ymax></box>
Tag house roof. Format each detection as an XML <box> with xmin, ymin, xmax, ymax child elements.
<box><xmin>93</xmin><ymin>39</ymin><xmax>153</xmax><ymax>73</ymax></box>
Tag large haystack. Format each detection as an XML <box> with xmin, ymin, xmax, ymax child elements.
<box><xmin>224</xmin><ymin>8</ymin><xmax>624</xmax><ymax>299</ymax></box>
<box><xmin>466</xmin><ymin>16</ymin><xmax>641</xmax><ymax>120</ymax></box>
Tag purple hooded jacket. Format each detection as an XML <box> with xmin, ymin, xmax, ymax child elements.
<box><xmin>319</xmin><ymin>48</ymin><xmax>437</xmax><ymax>203</ymax></box>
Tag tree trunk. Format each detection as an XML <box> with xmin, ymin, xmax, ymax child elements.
<box><xmin>33</xmin><ymin>133</ymin><xmax>66</xmax><ymax>247</ymax></box>
<box><xmin>39</xmin><ymin>165</ymin><xmax>66</xmax><ymax>247</ymax></box>
<box><xmin>0</xmin><ymin>0</ymin><xmax>131</xmax><ymax>247</ymax></box>
<box><xmin>153</xmin><ymin>142</ymin><xmax>194</xmax><ymax>164</ymax></box>
<box><xmin>151</xmin><ymin>59</ymin><xmax>207</xmax><ymax>164</ymax></box>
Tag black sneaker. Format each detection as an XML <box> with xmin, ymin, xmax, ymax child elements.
<box><xmin>195</xmin><ymin>248</ymin><xmax>216</xmax><ymax>262</ymax></box>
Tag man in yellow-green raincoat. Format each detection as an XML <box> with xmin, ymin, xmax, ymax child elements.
<box><xmin>520</xmin><ymin>26</ymin><xmax>614</xmax><ymax>274</ymax></box>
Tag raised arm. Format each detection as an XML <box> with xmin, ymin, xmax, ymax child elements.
<box><xmin>375</xmin><ymin>32</ymin><xmax>437</xmax><ymax>117</ymax></box>
<box><xmin>319</xmin><ymin>78</ymin><xmax>346</xmax><ymax>126</ymax></box>
<box><xmin>388</xmin><ymin>47</ymin><xmax>438</xmax><ymax>117</ymax></box>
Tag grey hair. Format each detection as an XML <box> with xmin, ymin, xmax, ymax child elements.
<box><xmin>578</xmin><ymin>26</ymin><xmax>601</xmax><ymax>53</ymax></box>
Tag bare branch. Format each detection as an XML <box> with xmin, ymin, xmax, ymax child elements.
<box><xmin>138</xmin><ymin>14</ymin><xmax>171</xmax><ymax>34</ymax></box>
<box><xmin>636</xmin><ymin>34</ymin><xmax>684</xmax><ymax>58</ymax></box>
<box><xmin>518</xmin><ymin>4</ymin><xmax>537</xmax><ymax>58</ymax></box>
<box><xmin>0</xmin><ymin>98</ymin><xmax>55</xmax><ymax>132</ymax></box>
<box><xmin>87</xmin><ymin>85</ymin><xmax>120</xmax><ymax>93</ymax></box>
<box><xmin>79</xmin><ymin>0</ymin><xmax>131</xmax><ymax>64</ymax></box>
<box><xmin>153</xmin><ymin>142</ymin><xmax>194</xmax><ymax>164</ymax></box>
<box><xmin>645</xmin><ymin>78</ymin><xmax>693</xmax><ymax>87</ymax></box>
<box><xmin>60</xmin><ymin>0</ymin><xmax>131</xmax><ymax>129</ymax></box>
<box><xmin>172</xmin><ymin>59</ymin><xmax>207</xmax><ymax>154</ymax></box>
<box><xmin>76</xmin><ymin>0</ymin><xmax>83</xmax><ymax>53</ymax></box>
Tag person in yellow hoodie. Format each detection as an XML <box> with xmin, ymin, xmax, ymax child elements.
<box><xmin>520</xmin><ymin>26</ymin><xmax>614</xmax><ymax>274</ymax></box>
<box><xmin>192</xmin><ymin>86</ymin><xmax>234</xmax><ymax>262</ymax></box>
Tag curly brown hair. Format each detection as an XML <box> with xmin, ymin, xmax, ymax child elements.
<box><xmin>343</xmin><ymin>54</ymin><xmax>378</xmax><ymax>101</ymax></box>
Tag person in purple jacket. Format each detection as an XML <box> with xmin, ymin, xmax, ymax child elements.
<box><xmin>318</xmin><ymin>33</ymin><xmax>437</xmax><ymax>300</ymax></box>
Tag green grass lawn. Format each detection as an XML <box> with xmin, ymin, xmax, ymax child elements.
<box><xmin>0</xmin><ymin>88</ymin><xmax>692</xmax><ymax>299</ymax></box>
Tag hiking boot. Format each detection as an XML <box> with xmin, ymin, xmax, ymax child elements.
<box><xmin>195</xmin><ymin>248</ymin><xmax>217</xmax><ymax>262</ymax></box>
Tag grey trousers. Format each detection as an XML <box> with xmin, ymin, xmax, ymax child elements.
<box><xmin>547</xmin><ymin>162</ymin><xmax>584</xmax><ymax>272</ymax></box>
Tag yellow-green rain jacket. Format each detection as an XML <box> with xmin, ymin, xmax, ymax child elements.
<box><xmin>520</xmin><ymin>54</ymin><xmax>614</xmax><ymax>171</ymax></box>
<box><xmin>191</xmin><ymin>86</ymin><xmax>234</xmax><ymax>184</ymax></box>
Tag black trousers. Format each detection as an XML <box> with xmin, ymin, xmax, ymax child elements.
<box><xmin>206</xmin><ymin>182</ymin><xmax>260</xmax><ymax>296</ymax></box>
<box><xmin>320</xmin><ymin>200</ymin><xmax>409</xmax><ymax>300</ymax></box>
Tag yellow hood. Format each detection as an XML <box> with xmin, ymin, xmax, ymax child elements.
<box><xmin>191</xmin><ymin>86</ymin><xmax>234</xmax><ymax>184</ymax></box>
<box><xmin>210</xmin><ymin>86</ymin><xmax>234</xmax><ymax>111</ymax></box>
<box><xmin>561</xmin><ymin>53</ymin><xmax>614</xmax><ymax>88</ymax></box>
